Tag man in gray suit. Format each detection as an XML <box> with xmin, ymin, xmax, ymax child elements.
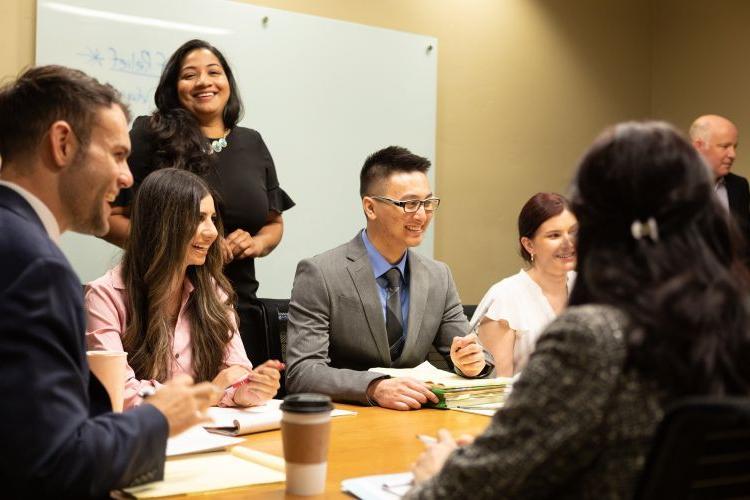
<box><xmin>286</xmin><ymin>146</ymin><xmax>492</xmax><ymax>410</ymax></box>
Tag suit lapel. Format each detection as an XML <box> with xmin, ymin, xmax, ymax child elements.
<box><xmin>345</xmin><ymin>236</ymin><xmax>391</xmax><ymax>363</ymax></box>
<box><xmin>403</xmin><ymin>250</ymin><xmax>428</xmax><ymax>357</ymax></box>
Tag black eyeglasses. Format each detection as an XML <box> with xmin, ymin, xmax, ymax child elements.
<box><xmin>370</xmin><ymin>195</ymin><xmax>441</xmax><ymax>213</ymax></box>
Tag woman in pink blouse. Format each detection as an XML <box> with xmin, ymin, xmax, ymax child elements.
<box><xmin>85</xmin><ymin>168</ymin><xmax>281</xmax><ymax>409</ymax></box>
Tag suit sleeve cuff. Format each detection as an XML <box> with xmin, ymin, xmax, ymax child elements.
<box><xmin>364</xmin><ymin>375</ymin><xmax>390</xmax><ymax>406</ymax></box>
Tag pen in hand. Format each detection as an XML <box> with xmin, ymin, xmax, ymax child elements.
<box><xmin>416</xmin><ymin>434</ymin><xmax>437</xmax><ymax>445</ymax></box>
<box><xmin>227</xmin><ymin>373</ymin><xmax>253</xmax><ymax>390</ymax></box>
<box><xmin>226</xmin><ymin>360</ymin><xmax>286</xmax><ymax>390</ymax></box>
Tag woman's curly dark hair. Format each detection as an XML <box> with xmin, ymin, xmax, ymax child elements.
<box><xmin>148</xmin><ymin>39</ymin><xmax>243</xmax><ymax>175</ymax></box>
<box><xmin>569</xmin><ymin>121</ymin><xmax>750</xmax><ymax>397</ymax></box>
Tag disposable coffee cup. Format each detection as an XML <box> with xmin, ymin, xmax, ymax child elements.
<box><xmin>281</xmin><ymin>393</ymin><xmax>334</xmax><ymax>495</ymax></box>
<box><xmin>87</xmin><ymin>350</ymin><xmax>127</xmax><ymax>412</ymax></box>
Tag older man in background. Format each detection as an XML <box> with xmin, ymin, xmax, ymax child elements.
<box><xmin>690</xmin><ymin>114</ymin><xmax>750</xmax><ymax>243</ymax></box>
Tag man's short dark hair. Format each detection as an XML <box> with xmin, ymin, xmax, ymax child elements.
<box><xmin>0</xmin><ymin>65</ymin><xmax>130</xmax><ymax>164</ymax></box>
<box><xmin>359</xmin><ymin>146</ymin><xmax>431</xmax><ymax>197</ymax></box>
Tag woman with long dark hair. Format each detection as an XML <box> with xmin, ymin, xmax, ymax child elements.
<box><xmin>87</xmin><ymin>169</ymin><xmax>281</xmax><ymax>409</ymax></box>
<box><xmin>469</xmin><ymin>192</ymin><xmax>577</xmax><ymax>376</ymax></box>
<box><xmin>104</xmin><ymin>39</ymin><xmax>295</xmax><ymax>363</ymax></box>
<box><xmin>405</xmin><ymin>121</ymin><xmax>750</xmax><ymax>499</ymax></box>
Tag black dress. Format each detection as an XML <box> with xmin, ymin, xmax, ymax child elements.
<box><xmin>117</xmin><ymin>116</ymin><xmax>295</xmax><ymax>364</ymax></box>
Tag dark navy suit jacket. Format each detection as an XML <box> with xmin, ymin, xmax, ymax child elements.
<box><xmin>0</xmin><ymin>185</ymin><xmax>168</xmax><ymax>499</ymax></box>
<box><xmin>726</xmin><ymin>172</ymin><xmax>750</xmax><ymax>246</ymax></box>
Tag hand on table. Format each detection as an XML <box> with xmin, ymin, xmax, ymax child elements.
<box><xmin>450</xmin><ymin>333</ymin><xmax>486</xmax><ymax>377</ymax></box>
<box><xmin>367</xmin><ymin>377</ymin><xmax>439</xmax><ymax>411</ymax></box>
<box><xmin>145</xmin><ymin>374</ymin><xmax>222</xmax><ymax>436</ymax></box>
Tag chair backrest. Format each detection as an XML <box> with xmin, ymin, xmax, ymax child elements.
<box><xmin>236</xmin><ymin>299</ymin><xmax>270</xmax><ymax>368</ymax></box>
<box><xmin>257</xmin><ymin>298</ymin><xmax>290</xmax><ymax>397</ymax></box>
<box><xmin>635</xmin><ymin>397</ymin><xmax>750</xmax><ymax>500</ymax></box>
<box><xmin>462</xmin><ymin>304</ymin><xmax>477</xmax><ymax>322</ymax></box>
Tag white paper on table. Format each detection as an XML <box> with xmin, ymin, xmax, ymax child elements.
<box><xmin>166</xmin><ymin>425</ymin><xmax>244</xmax><ymax>457</ymax></box>
<box><xmin>124</xmin><ymin>450</ymin><xmax>285</xmax><ymax>498</ymax></box>
<box><xmin>450</xmin><ymin>407</ymin><xmax>497</xmax><ymax>417</ymax></box>
<box><xmin>341</xmin><ymin>472</ymin><xmax>414</xmax><ymax>499</ymax></box>
<box><xmin>203</xmin><ymin>399</ymin><xmax>357</xmax><ymax>436</ymax></box>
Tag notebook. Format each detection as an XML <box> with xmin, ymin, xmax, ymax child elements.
<box><xmin>203</xmin><ymin>399</ymin><xmax>357</xmax><ymax>436</ymax></box>
<box><xmin>122</xmin><ymin>446</ymin><xmax>285</xmax><ymax>498</ymax></box>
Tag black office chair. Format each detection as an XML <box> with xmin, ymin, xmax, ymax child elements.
<box><xmin>236</xmin><ymin>298</ymin><xmax>270</xmax><ymax>368</ymax></box>
<box><xmin>462</xmin><ymin>304</ymin><xmax>478</xmax><ymax>322</ymax></box>
<box><xmin>257</xmin><ymin>298</ymin><xmax>290</xmax><ymax>398</ymax></box>
<box><xmin>635</xmin><ymin>397</ymin><xmax>750</xmax><ymax>500</ymax></box>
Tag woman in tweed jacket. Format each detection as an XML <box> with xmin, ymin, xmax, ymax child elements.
<box><xmin>406</xmin><ymin>121</ymin><xmax>750</xmax><ymax>499</ymax></box>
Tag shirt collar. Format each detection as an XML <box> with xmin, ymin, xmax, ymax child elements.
<box><xmin>0</xmin><ymin>180</ymin><xmax>61</xmax><ymax>244</ymax></box>
<box><xmin>361</xmin><ymin>229</ymin><xmax>408</xmax><ymax>281</ymax></box>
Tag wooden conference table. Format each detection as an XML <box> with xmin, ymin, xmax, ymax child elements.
<box><xmin>164</xmin><ymin>404</ymin><xmax>492</xmax><ymax>499</ymax></box>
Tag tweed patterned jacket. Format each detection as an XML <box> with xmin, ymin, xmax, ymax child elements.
<box><xmin>405</xmin><ymin>304</ymin><xmax>665</xmax><ymax>500</ymax></box>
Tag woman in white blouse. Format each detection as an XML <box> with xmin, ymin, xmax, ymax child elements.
<box><xmin>470</xmin><ymin>193</ymin><xmax>577</xmax><ymax>376</ymax></box>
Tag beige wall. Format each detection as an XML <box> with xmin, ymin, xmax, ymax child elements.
<box><xmin>12</xmin><ymin>0</ymin><xmax>741</xmax><ymax>303</ymax></box>
<box><xmin>241</xmin><ymin>0</ymin><xmax>652</xmax><ymax>303</ymax></box>
<box><xmin>652</xmin><ymin>0</ymin><xmax>750</xmax><ymax>180</ymax></box>
<box><xmin>0</xmin><ymin>0</ymin><xmax>35</xmax><ymax>83</ymax></box>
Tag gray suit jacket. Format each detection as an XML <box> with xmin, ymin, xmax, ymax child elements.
<box><xmin>286</xmin><ymin>233</ymin><xmax>484</xmax><ymax>404</ymax></box>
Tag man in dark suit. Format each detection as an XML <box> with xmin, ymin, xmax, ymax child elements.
<box><xmin>0</xmin><ymin>66</ymin><xmax>220</xmax><ymax>499</ymax></box>
<box><xmin>690</xmin><ymin>114</ymin><xmax>750</xmax><ymax>242</ymax></box>
<box><xmin>286</xmin><ymin>146</ymin><xmax>493</xmax><ymax>410</ymax></box>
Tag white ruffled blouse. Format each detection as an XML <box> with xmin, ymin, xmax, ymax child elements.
<box><xmin>469</xmin><ymin>269</ymin><xmax>576</xmax><ymax>374</ymax></box>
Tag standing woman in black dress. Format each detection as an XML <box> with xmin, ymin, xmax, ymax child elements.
<box><xmin>105</xmin><ymin>39</ymin><xmax>295</xmax><ymax>364</ymax></box>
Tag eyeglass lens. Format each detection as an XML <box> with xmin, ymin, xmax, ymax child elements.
<box><xmin>404</xmin><ymin>199</ymin><xmax>440</xmax><ymax>212</ymax></box>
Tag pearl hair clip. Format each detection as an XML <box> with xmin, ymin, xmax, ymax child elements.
<box><xmin>209</xmin><ymin>129</ymin><xmax>230</xmax><ymax>154</ymax></box>
<box><xmin>631</xmin><ymin>217</ymin><xmax>659</xmax><ymax>242</ymax></box>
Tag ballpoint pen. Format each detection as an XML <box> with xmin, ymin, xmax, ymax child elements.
<box><xmin>416</xmin><ymin>434</ymin><xmax>437</xmax><ymax>445</ymax></box>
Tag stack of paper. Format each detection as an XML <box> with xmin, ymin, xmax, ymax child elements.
<box><xmin>370</xmin><ymin>361</ymin><xmax>514</xmax><ymax>410</ymax></box>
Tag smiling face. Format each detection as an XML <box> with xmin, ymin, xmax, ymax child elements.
<box><xmin>363</xmin><ymin>171</ymin><xmax>433</xmax><ymax>262</ymax></box>
<box><xmin>186</xmin><ymin>194</ymin><xmax>219</xmax><ymax>267</ymax></box>
<box><xmin>59</xmin><ymin>104</ymin><xmax>133</xmax><ymax>236</ymax></box>
<box><xmin>521</xmin><ymin>209</ymin><xmax>578</xmax><ymax>275</ymax></box>
<box><xmin>176</xmin><ymin>48</ymin><xmax>230</xmax><ymax>126</ymax></box>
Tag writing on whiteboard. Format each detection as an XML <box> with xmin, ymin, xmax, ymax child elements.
<box><xmin>76</xmin><ymin>46</ymin><xmax>166</xmax><ymax>79</ymax></box>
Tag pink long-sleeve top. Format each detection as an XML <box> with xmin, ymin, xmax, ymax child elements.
<box><xmin>84</xmin><ymin>265</ymin><xmax>252</xmax><ymax>409</ymax></box>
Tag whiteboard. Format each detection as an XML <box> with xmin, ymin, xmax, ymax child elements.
<box><xmin>36</xmin><ymin>0</ymin><xmax>437</xmax><ymax>298</ymax></box>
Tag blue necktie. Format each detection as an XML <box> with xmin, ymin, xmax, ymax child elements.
<box><xmin>384</xmin><ymin>268</ymin><xmax>404</xmax><ymax>360</ymax></box>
